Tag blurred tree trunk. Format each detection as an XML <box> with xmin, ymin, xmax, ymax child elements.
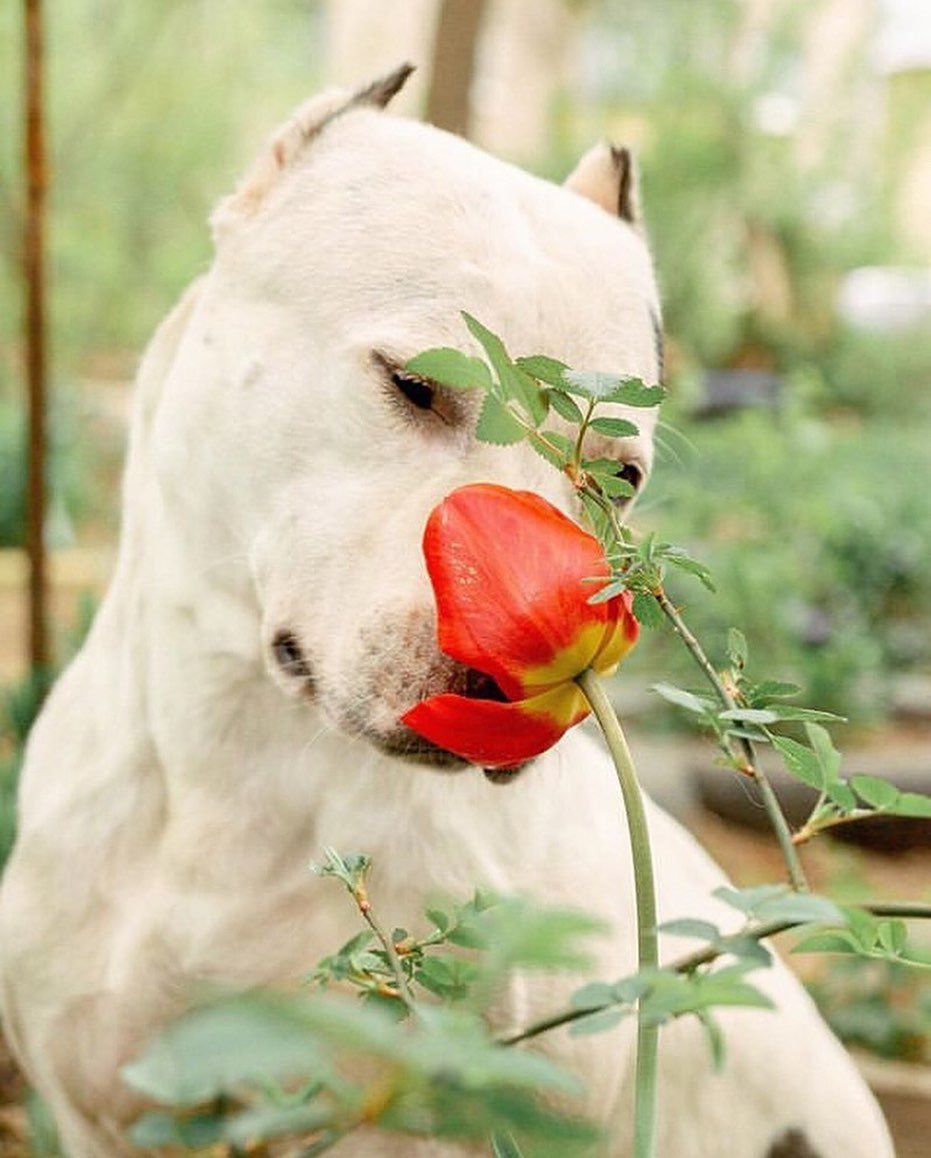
<box><xmin>23</xmin><ymin>0</ymin><xmax>49</xmax><ymax>676</ymax></box>
<box><xmin>425</xmin><ymin>0</ymin><xmax>490</xmax><ymax>138</ymax></box>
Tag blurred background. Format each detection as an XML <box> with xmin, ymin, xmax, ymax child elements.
<box><xmin>1</xmin><ymin>0</ymin><xmax>930</xmax><ymax>1148</ymax></box>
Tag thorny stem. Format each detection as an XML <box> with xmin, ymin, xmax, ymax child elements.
<box><xmin>351</xmin><ymin>881</ymin><xmax>418</xmax><ymax>1015</ymax></box>
<box><xmin>576</xmin><ymin>668</ymin><xmax>658</xmax><ymax>1158</ymax></box>
<box><xmin>652</xmin><ymin>585</ymin><xmax>809</xmax><ymax>894</ymax></box>
<box><xmin>500</xmin><ymin>902</ymin><xmax>931</xmax><ymax>1047</ymax></box>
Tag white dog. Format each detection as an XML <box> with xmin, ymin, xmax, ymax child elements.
<box><xmin>0</xmin><ymin>69</ymin><xmax>893</xmax><ymax>1157</ymax></box>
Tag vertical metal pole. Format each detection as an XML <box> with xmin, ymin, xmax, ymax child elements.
<box><xmin>23</xmin><ymin>0</ymin><xmax>49</xmax><ymax>676</ymax></box>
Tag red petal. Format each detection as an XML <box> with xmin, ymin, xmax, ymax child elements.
<box><xmin>401</xmin><ymin>685</ymin><xmax>588</xmax><ymax>770</ymax></box>
<box><xmin>423</xmin><ymin>485</ymin><xmax>618</xmax><ymax>698</ymax></box>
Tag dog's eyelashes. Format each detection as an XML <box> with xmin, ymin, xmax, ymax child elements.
<box><xmin>390</xmin><ymin>369</ymin><xmax>436</xmax><ymax>411</ymax></box>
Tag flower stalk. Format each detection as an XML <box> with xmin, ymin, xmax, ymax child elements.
<box><xmin>576</xmin><ymin>667</ymin><xmax>658</xmax><ymax>1158</ymax></box>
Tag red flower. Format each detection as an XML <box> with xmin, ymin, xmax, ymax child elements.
<box><xmin>402</xmin><ymin>484</ymin><xmax>639</xmax><ymax>769</ymax></box>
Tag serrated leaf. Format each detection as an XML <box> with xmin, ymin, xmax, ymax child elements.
<box><xmin>405</xmin><ymin>347</ymin><xmax>493</xmax><ymax>391</ymax></box>
<box><xmin>772</xmin><ymin>736</ymin><xmax>825</xmax><ymax>790</ymax></box>
<box><xmin>664</xmin><ymin>551</ymin><xmax>716</xmax><ymax>591</ymax></box>
<box><xmin>753</xmin><ymin>891</ymin><xmax>845</xmax><ymax>926</ymax></box>
<box><xmin>562</xmin><ymin>371</ymin><xmax>665</xmax><ymax>407</ymax></box>
<box><xmin>587</xmin><ymin>579</ymin><xmax>629</xmax><ymax>605</ymax></box>
<box><xmin>588</xmin><ymin>416</ymin><xmax>640</xmax><ymax>439</ymax></box>
<box><xmin>588</xmin><ymin>471</ymin><xmax>636</xmax><ymax>500</ymax></box>
<box><xmin>546</xmin><ymin>390</ymin><xmax>584</xmax><ymax>423</ymax></box>
<box><xmin>476</xmin><ymin>394</ymin><xmax>527</xmax><ymax>445</ymax></box>
<box><xmin>461</xmin><ymin>313</ymin><xmax>547</xmax><ymax>425</ymax></box>
<box><xmin>515</xmin><ymin>354</ymin><xmax>569</xmax><ymax>388</ymax></box>
<box><xmin>652</xmin><ymin>681</ymin><xmax>711</xmax><ymax>714</ymax></box>
<box><xmin>632</xmin><ymin>592</ymin><xmax>665</xmax><ymax>628</ymax></box>
<box><xmin>850</xmin><ymin>774</ymin><xmax>900</xmax><ymax>810</ymax></box>
<box><xmin>528</xmin><ymin>432</ymin><xmax>570</xmax><ymax>469</ymax></box>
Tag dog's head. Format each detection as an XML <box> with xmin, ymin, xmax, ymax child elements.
<box><xmin>141</xmin><ymin>68</ymin><xmax>662</xmax><ymax>769</ymax></box>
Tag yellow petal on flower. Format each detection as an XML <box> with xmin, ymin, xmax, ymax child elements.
<box><xmin>519</xmin><ymin>621</ymin><xmax>610</xmax><ymax>691</ymax></box>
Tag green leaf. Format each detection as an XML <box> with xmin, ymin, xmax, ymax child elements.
<box><xmin>663</xmin><ymin>549</ymin><xmax>716</xmax><ymax>592</ymax></box>
<box><xmin>529</xmin><ymin>430</ymin><xmax>574</xmax><ymax>469</ymax></box>
<box><xmin>462</xmin><ymin>313</ymin><xmax>547</xmax><ymax>425</ymax></box>
<box><xmin>772</xmin><ymin>736</ymin><xmax>827</xmax><ymax>790</ymax></box>
<box><xmin>892</xmin><ymin>791</ymin><xmax>931</xmax><ymax>818</ymax></box>
<box><xmin>588</xmin><ymin>471</ymin><xmax>636</xmax><ymax>500</ymax></box>
<box><xmin>806</xmin><ymin>724</ymin><xmax>843</xmax><ymax>781</ymax></box>
<box><xmin>763</xmin><ymin>706</ymin><xmax>847</xmax><ymax>723</ymax></box>
<box><xmin>130</xmin><ymin>1110</ymin><xmax>228</xmax><ymax>1149</ymax></box>
<box><xmin>850</xmin><ymin>774</ymin><xmax>900</xmax><ymax>810</ymax></box>
<box><xmin>652</xmin><ymin>681</ymin><xmax>712</xmax><ymax>714</ymax></box>
<box><xmin>719</xmin><ymin>708</ymin><xmax>780</xmax><ymax>725</ymax></box>
<box><xmin>750</xmin><ymin>680</ymin><xmax>802</xmax><ymax>701</ymax></box>
<box><xmin>562</xmin><ymin>371</ymin><xmax>665</xmax><ymax>407</ymax></box>
<box><xmin>588</xmin><ymin>417</ymin><xmax>640</xmax><ymax>439</ymax></box>
<box><xmin>121</xmin><ymin>994</ymin><xmax>329</xmax><ymax>1107</ymax></box>
<box><xmin>546</xmin><ymin>390</ymin><xmax>584</xmax><ymax>424</ymax></box>
<box><xmin>632</xmin><ymin>592</ymin><xmax>665</xmax><ymax>628</ymax></box>
<box><xmin>515</xmin><ymin>354</ymin><xmax>569</xmax><ymax>388</ymax></box>
<box><xmin>476</xmin><ymin>395</ymin><xmax>527</xmax><ymax>445</ymax></box>
<box><xmin>660</xmin><ymin>918</ymin><xmax>721</xmax><ymax>943</ymax></box>
<box><xmin>727</xmin><ymin>628</ymin><xmax>748</xmax><ymax>670</ymax></box>
<box><xmin>568</xmin><ymin>1008</ymin><xmax>627</xmax><ymax>1037</ymax></box>
<box><xmin>404</xmin><ymin>347</ymin><xmax>493</xmax><ymax>391</ymax></box>
<box><xmin>826</xmin><ymin>781</ymin><xmax>858</xmax><ymax>811</ymax></box>
<box><xmin>792</xmin><ymin>931</ymin><xmax>861</xmax><ymax>956</ymax></box>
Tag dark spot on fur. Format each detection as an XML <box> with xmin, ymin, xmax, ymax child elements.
<box><xmin>766</xmin><ymin>1129</ymin><xmax>822</xmax><ymax>1158</ymax></box>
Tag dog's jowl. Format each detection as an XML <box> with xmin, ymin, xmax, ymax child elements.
<box><xmin>0</xmin><ymin>70</ymin><xmax>893</xmax><ymax>1157</ymax></box>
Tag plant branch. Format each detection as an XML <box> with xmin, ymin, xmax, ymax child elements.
<box><xmin>501</xmin><ymin>902</ymin><xmax>931</xmax><ymax>1047</ymax></box>
<box><xmin>352</xmin><ymin>887</ymin><xmax>418</xmax><ymax>1016</ymax></box>
<box><xmin>653</xmin><ymin>586</ymin><xmax>809</xmax><ymax>893</ymax></box>
<box><xmin>576</xmin><ymin>668</ymin><xmax>658</xmax><ymax>1158</ymax></box>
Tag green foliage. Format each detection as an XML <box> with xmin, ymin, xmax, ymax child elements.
<box><xmin>640</xmin><ymin>409</ymin><xmax>931</xmax><ymax>722</ymax></box>
<box><xmin>807</xmin><ymin>956</ymin><xmax>931</xmax><ymax>1064</ymax></box>
<box><xmin>0</xmin><ymin>2</ymin><xmax>322</xmax><ymax>369</ymax></box>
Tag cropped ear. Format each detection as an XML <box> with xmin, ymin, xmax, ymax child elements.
<box><xmin>563</xmin><ymin>143</ymin><xmax>640</xmax><ymax>226</ymax></box>
<box><xmin>211</xmin><ymin>63</ymin><xmax>415</xmax><ymax>239</ymax></box>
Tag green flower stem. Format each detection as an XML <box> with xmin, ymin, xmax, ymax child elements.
<box><xmin>576</xmin><ymin>667</ymin><xmax>658</xmax><ymax>1158</ymax></box>
<box><xmin>653</xmin><ymin>585</ymin><xmax>809</xmax><ymax>895</ymax></box>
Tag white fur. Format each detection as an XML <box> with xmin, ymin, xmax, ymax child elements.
<box><xmin>0</xmin><ymin>95</ymin><xmax>892</xmax><ymax>1157</ymax></box>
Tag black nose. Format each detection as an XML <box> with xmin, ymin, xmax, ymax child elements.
<box><xmin>271</xmin><ymin>630</ymin><xmax>313</xmax><ymax>681</ymax></box>
<box><xmin>460</xmin><ymin>667</ymin><xmax>509</xmax><ymax>702</ymax></box>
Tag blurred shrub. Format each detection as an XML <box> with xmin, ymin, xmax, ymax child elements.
<box><xmin>635</xmin><ymin>410</ymin><xmax>931</xmax><ymax>724</ymax></box>
<box><xmin>807</xmin><ymin>956</ymin><xmax>931</xmax><ymax>1064</ymax></box>
<box><xmin>0</xmin><ymin>384</ymin><xmax>93</xmax><ymax>547</ymax></box>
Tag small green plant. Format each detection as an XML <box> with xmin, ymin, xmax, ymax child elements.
<box><xmin>124</xmin><ymin>316</ymin><xmax>931</xmax><ymax>1157</ymax></box>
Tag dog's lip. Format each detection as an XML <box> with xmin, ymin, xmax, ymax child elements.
<box><xmin>368</xmin><ymin>726</ymin><xmax>530</xmax><ymax>780</ymax></box>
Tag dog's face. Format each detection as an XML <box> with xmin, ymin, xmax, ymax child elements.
<box><xmin>147</xmin><ymin>81</ymin><xmax>662</xmax><ymax>768</ymax></box>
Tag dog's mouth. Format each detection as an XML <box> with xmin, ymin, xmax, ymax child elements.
<box><xmin>370</xmin><ymin>668</ymin><xmax>529</xmax><ymax>783</ymax></box>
